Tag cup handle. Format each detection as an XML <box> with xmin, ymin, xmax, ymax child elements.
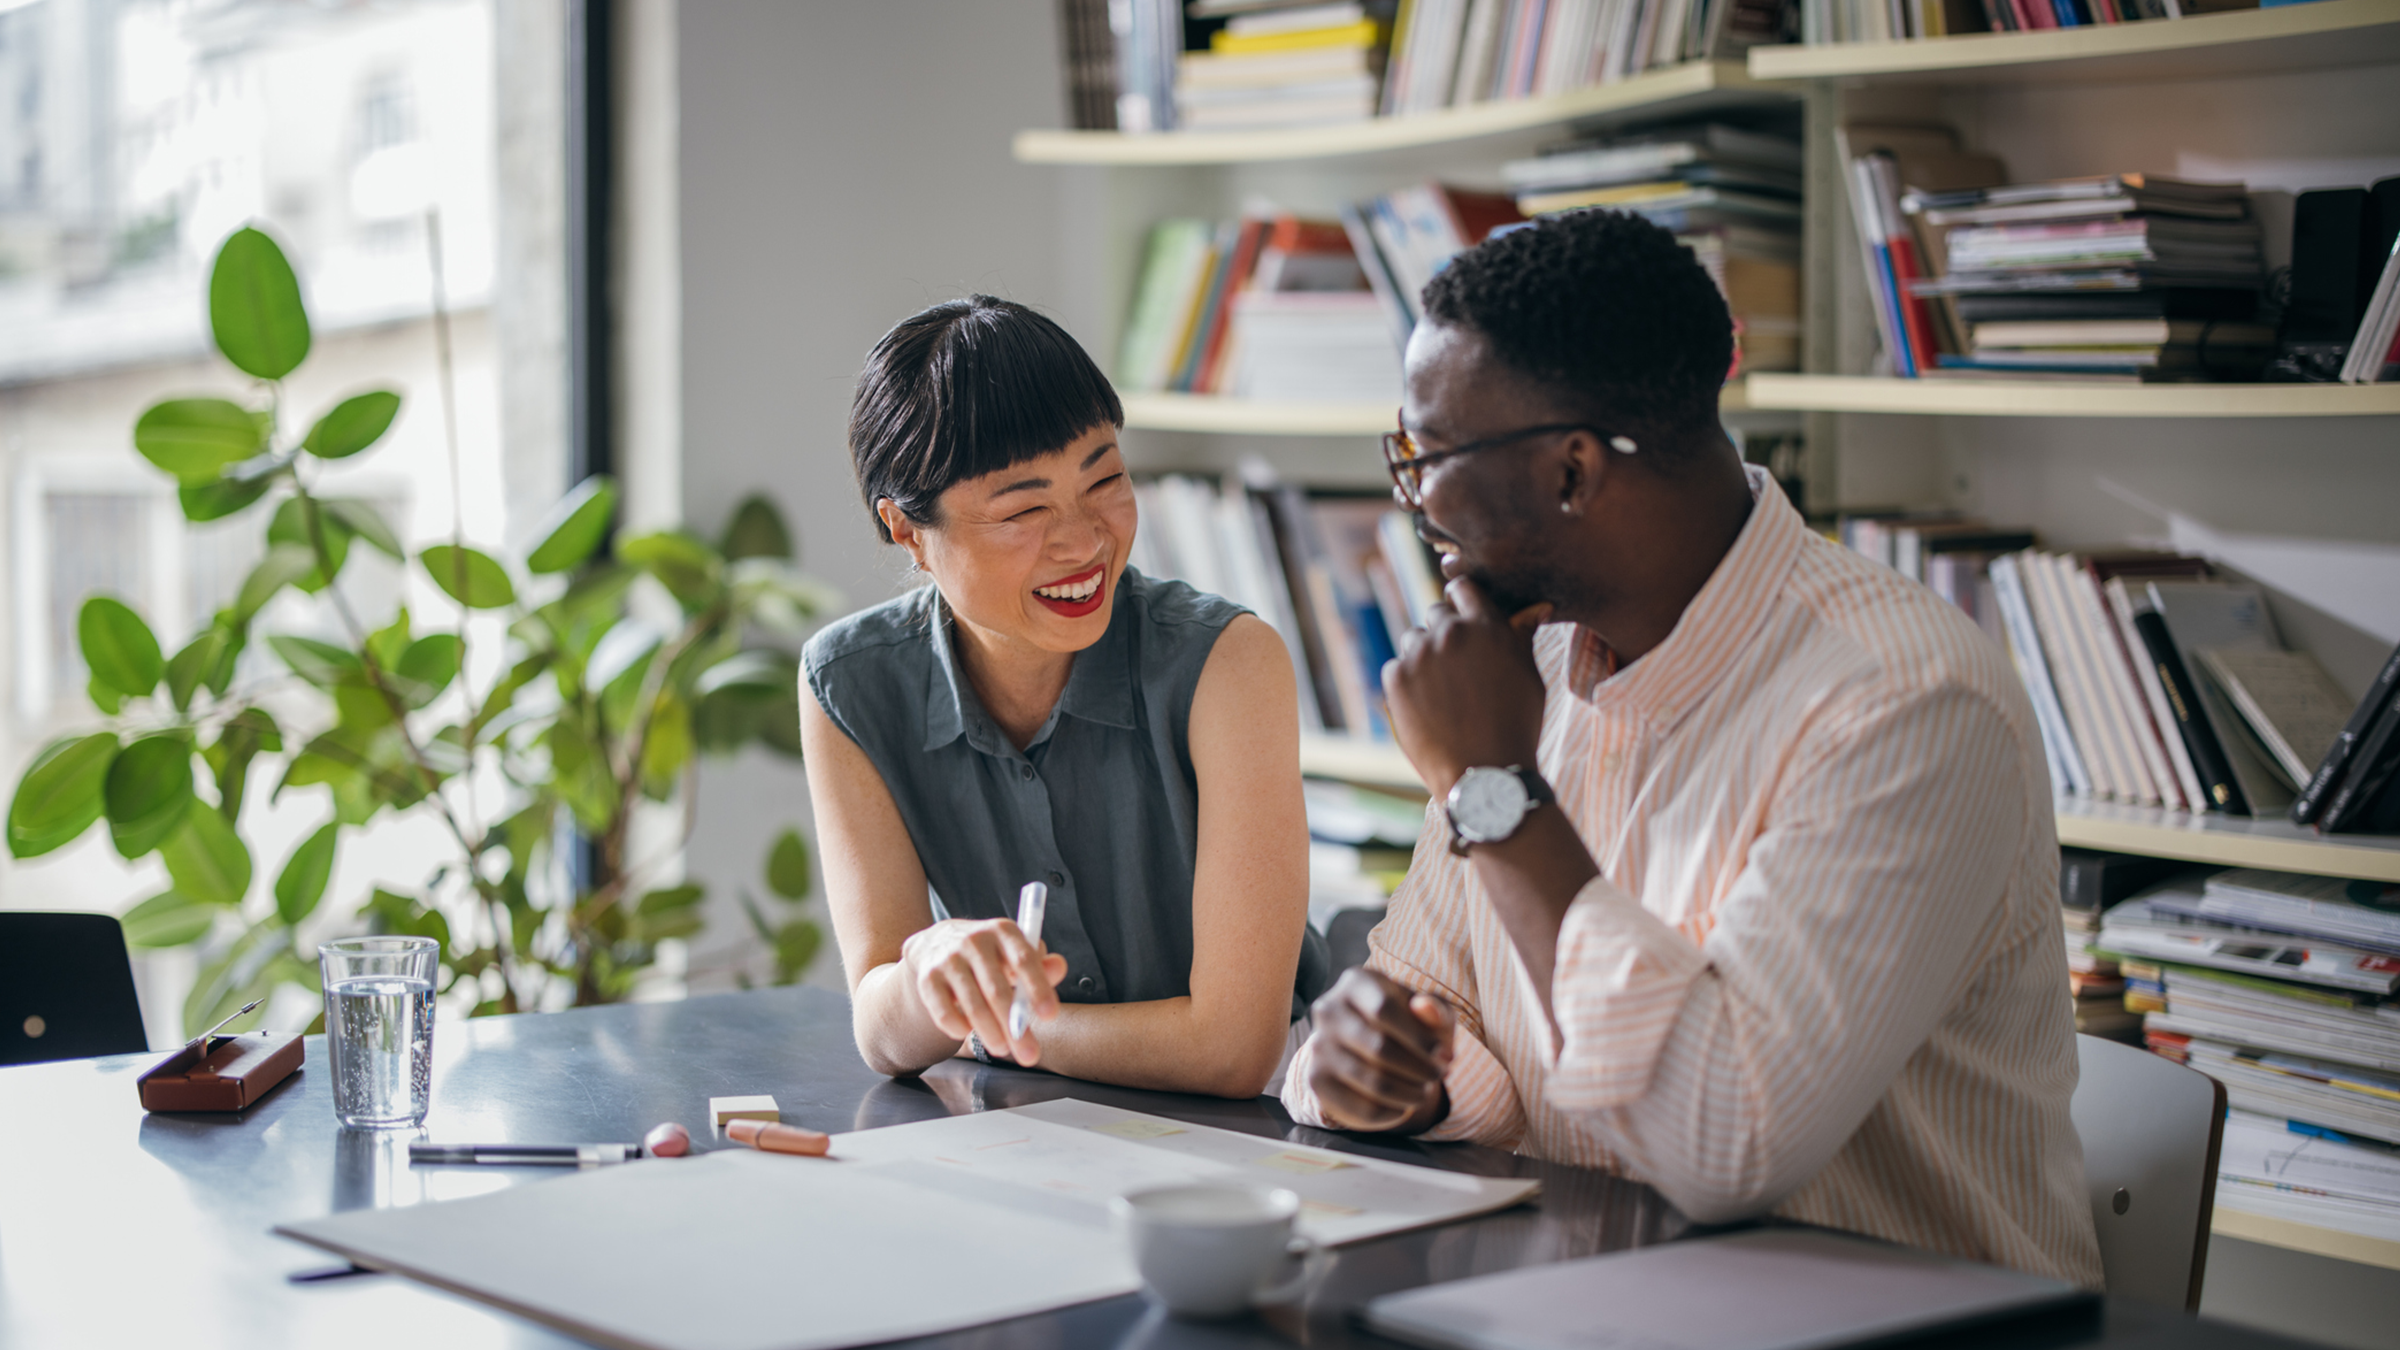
<box><xmin>1254</xmin><ymin>1235</ymin><xmax>1324</xmax><ymax>1307</ymax></box>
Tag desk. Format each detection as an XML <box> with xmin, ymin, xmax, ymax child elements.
<box><xmin>0</xmin><ymin>986</ymin><xmax>2323</xmax><ymax>1350</ymax></box>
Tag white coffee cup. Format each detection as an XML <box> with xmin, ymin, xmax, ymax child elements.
<box><xmin>1112</xmin><ymin>1184</ymin><xmax>1318</xmax><ymax>1318</ymax></box>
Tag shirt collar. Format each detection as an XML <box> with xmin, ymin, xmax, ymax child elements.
<box><xmin>1573</xmin><ymin>464</ymin><xmax>1805</xmax><ymax>729</ymax></box>
<box><xmin>920</xmin><ymin>585</ymin><xmax>1139</xmax><ymax>755</ymax></box>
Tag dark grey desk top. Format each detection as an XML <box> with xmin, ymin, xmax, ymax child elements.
<box><xmin>0</xmin><ymin>985</ymin><xmax>2324</xmax><ymax>1350</ymax></box>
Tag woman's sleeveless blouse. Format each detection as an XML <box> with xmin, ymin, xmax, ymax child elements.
<box><xmin>803</xmin><ymin>568</ymin><xmax>1329</xmax><ymax>1019</ymax></box>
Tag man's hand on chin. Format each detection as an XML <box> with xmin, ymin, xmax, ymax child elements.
<box><xmin>1383</xmin><ymin>575</ymin><xmax>1551</xmax><ymax>797</ymax></box>
<box><xmin>1304</xmin><ymin>968</ymin><xmax>1456</xmax><ymax>1134</ymax></box>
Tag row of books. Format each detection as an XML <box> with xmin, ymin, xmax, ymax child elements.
<box><xmin>1803</xmin><ymin>0</ymin><xmax>2272</xmax><ymax>43</ymax></box>
<box><xmin>1127</xmin><ymin>474</ymin><xmax>1442</xmax><ymax>738</ymax></box>
<box><xmin>1055</xmin><ymin>0</ymin><xmax>1801</xmax><ymax>135</ymax></box>
<box><xmin>1505</xmin><ymin>120</ymin><xmax>1803</xmax><ymax>372</ymax></box>
<box><xmin>1117</xmin><ymin>213</ymin><xmax>1393</xmax><ymax>400</ymax></box>
<box><xmin>2083</xmin><ymin>864</ymin><xmax>2400</xmax><ymax>1247</ymax></box>
<box><xmin>1841</xmin><ymin>524</ymin><xmax>2400</xmax><ymax>831</ymax></box>
<box><xmin>1378</xmin><ymin>0</ymin><xmax>1793</xmax><ymax>116</ymax></box>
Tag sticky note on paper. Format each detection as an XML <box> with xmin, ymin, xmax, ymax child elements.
<box><xmin>1301</xmin><ymin>1198</ymin><xmax>1363</xmax><ymax>1218</ymax></box>
<box><xmin>709</xmin><ymin>1095</ymin><xmax>780</xmax><ymax>1127</ymax></box>
<box><xmin>1089</xmin><ymin>1119</ymin><xmax>1187</xmax><ymax>1140</ymax></box>
<box><xmin>1253</xmin><ymin>1151</ymin><xmax>1355</xmax><ymax>1175</ymax></box>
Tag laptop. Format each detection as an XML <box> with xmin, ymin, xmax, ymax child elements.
<box><xmin>1363</xmin><ymin>1227</ymin><xmax>2098</xmax><ymax>1350</ymax></box>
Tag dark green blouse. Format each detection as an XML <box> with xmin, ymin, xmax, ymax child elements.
<box><xmin>803</xmin><ymin>568</ymin><xmax>1328</xmax><ymax>1019</ymax></box>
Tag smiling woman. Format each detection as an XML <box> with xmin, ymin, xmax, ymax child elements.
<box><xmin>800</xmin><ymin>297</ymin><xmax>1328</xmax><ymax>1099</ymax></box>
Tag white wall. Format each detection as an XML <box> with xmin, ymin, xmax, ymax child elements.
<box><xmin>673</xmin><ymin>0</ymin><xmax>1070</xmax><ymax>985</ymax></box>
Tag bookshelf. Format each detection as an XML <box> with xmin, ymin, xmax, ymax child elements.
<box><xmin>1749</xmin><ymin>0</ymin><xmax>2400</xmax><ymax>83</ymax></box>
<box><xmin>2054</xmin><ymin>797</ymin><xmax>2400</xmax><ymax>884</ymax></box>
<box><xmin>1743</xmin><ymin>375</ymin><xmax>2400</xmax><ymax>418</ymax></box>
<box><xmin>1013</xmin><ymin>61</ymin><xmax>1790</xmax><ymax>166</ymax></box>
<box><xmin>1124</xmin><ymin>382</ymin><xmax>1757</xmax><ymax>436</ymax></box>
<box><xmin>1299</xmin><ymin>734</ymin><xmax>1424</xmax><ymax>794</ymax></box>
<box><xmin>2213</xmin><ymin>1207</ymin><xmax>2400</xmax><ymax>1274</ymax></box>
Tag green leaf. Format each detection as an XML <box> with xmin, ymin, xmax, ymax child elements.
<box><xmin>87</xmin><ymin>677</ymin><xmax>124</xmax><ymax>715</ymax></box>
<box><xmin>719</xmin><ymin>493</ymin><xmax>793</xmax><ymax>561</ymax></box>
<box><xmin>729</xmin><ymin>559</ymin><xmax>839</xmax><ymax>638</ymax></box>
<box><xmin>209</xmin><ymin>226</ymin><xmax>311</xmax><ymax>380</ymax></box>
<box><xmin>367</xmin><ymin>887</ymin><xmax>452</xmax><ymax>950</ymax></box>
<box><xmin>160</xmin><ymin>805</ymin><xmax>252</xmax><ymax>906</ymax></box>
<box><xmin>235</xmin><ymin>545</ymin><xmax>318</xmax><ymax>621</ymax></box>
<box><xmin>303</xmin><ymin>390</ymin><xmax>400</xmax><ymax>459</ymax></box>
<box><xmin>274</xmin><ymin>822</ymin><xmax>338</xmax><ymax>926</ymax></box>
<box><xmin>421</xmin><ymin>545</ymin><xmax>516</xmax><ymax>609</ymax></box>
<box><xmin>765</xmin><ymin>827</ymin><xmax>812</xmax><ymax>900</ymax></box>
<box><xmin>178</xmin><ymin>474</ymin><xmax>274</xmax><ymax>522</ymax></box>
<box><xmin>632</xmin><ymin>882</ymin><xmax>706</xmax><ymax>943</ymax></box>
<box><xmin>396</xmin><ymin>634</ymin><xmax>463</xmax><ymax>704</ymax></box>
<box><xmin>694</xmin><ymin>648</ymin><xmax>795</xmax><ymax>696</ymax></box>
<box><xmin>526</xmin><ymin>476</ymin><xmax>620</xmax><ymax>574</ymax></box>
<box><xmin>268</xmin><ymin>497</ymin><xmax>351</xmax><ymax>593</ymax></box>
<box><xmin>773</xmin><ymin>918</ymin><xmax>822</xmax><ymax>985</ymax></box>
<box><xmin>134</xmin><ymin>398</ymin><xmax>264</xmax><ymax>484</ymax></box>
<box><xmin>617</xmin><ymin>532</ymin><xmax>722</xmax><ymax>611</ymax></box>
<box><xmin>8</xmin><ymin>733</ymin><xmax>117</xmax><ymax>858</ymax></box>
<box><xmin>104</xmin><ymin>733</ymin><xmax>195</xmax><ymax>858</ymax></box>
<box><xmin>325</xmin><ymin>498</ymin><xmax>404</xmax><ymax>559</ymax></box>
<box><xmin>165</xmin><ymin>630</ymin><xmax>225</xmax><ymax>712</ymax></box>
<box><xmin>333</xmin><ymin>678</ymin><xmax>398</xmax><ymax>731</ymax></box>
<box><xmin>78</xmin><ymin>596</ymin><xmax>165</xmax><ymax>699</ymax></box>
<box><xmin>204</xmin><ymin>615</ymin><xmax>247</xmax><ymax>697</ymax></box>
<box><xmin>122</xmin><ymin>891</ymin><xmax>217</xmax><ymax>948</ymax></box>
<box><xmin>268</xmin><ymin>634</ymin><xmax>362</xmax><ymax>687</ymax></box>
<box><xmin>639</xmin><ymin>693</ymin><xmax>694</xmax><ymax>794</ymax></box>
<box><xmin>205</xmin><ymin>708</ymin><xmax>281</xmax><ymax>822</ymax></box>
<box><xmin>544</xmin><ymin>720</ymin><xmax>615</xmax><ymax>833</ymax></box>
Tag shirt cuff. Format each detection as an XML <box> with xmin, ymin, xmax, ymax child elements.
<box><xmin>1543</xmin><ymin>873</ymin><xmax>1711</xmax><ymax>1114</ymax></box>
<box><xmin>1422</xmin><ymin>1023</ymin><xmax>1526</xmax><ymax>1149</ymax></box>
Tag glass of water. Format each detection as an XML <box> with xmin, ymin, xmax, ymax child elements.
<box><xmin>319</xmin><ymin>936</ymin><xmax>438</xmax><ymax>1128</ymax></box>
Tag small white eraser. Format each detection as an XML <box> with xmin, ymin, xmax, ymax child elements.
<box><xmin>709</xmin><ymin>1095</ymin><xmax>780</xmax><ymax>1127</ymax></box>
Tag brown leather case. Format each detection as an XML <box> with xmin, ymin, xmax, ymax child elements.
<box><xmin>138</xmin><ymin>1033</ymin><xmax>304</xmax><ymax>1112</ymax></box>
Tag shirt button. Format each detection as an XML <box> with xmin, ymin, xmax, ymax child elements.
<box><xmin>1020</xmin><ymin>764</ymin><xmax>1035</xmax><ymax>781</ymax></box>
<box><xmin>1046</xmin><ymin>871</ymin><xmax>1064</xmax><ymax>887</ymax></box>
<box><xmin>1077</xmin><ymin>976</ymin><xmax>1095</xmax><ymax>993</ymax></box>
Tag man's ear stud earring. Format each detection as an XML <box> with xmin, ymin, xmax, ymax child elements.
<box><xmin>1560</xmin><ymin>501</ymin><xmax>1575</xmax><ymax>515</ymax></box>
<box><xmin>1609</xmin><ymin>436</ymin><xmax>1638</xmax><ymax>454</ymax></box>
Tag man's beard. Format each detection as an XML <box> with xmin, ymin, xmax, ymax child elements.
<box><xmin>1462</xmin><ymin>557</ymin><xmax>1552</xmax><ymax>620</ymax></box>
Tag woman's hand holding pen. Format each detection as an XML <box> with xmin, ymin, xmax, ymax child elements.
<box><xmin>900</xmin><ymin>918</ymin><xmax>1066</xmax><ymax>1065</ymax></box>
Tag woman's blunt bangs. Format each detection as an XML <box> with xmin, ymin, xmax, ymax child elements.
<box><xmin>849</xmin><ymin>296</ymin><xmax>1125</xmax><ymax>543</ymax></box>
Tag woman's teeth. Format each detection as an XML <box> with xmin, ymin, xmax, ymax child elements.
<box><xmin>1035</xmin><ymin>572</ymin><xmax>1102</xmax><ymax>601</ymax></box>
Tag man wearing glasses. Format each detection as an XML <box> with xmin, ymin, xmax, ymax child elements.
<box><xmin>1283</xmin><ymin>210</ymin><xmax>2102</xmax><ymax>1287</ymax></box>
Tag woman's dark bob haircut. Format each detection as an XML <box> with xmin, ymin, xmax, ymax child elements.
<box><xmin>849</xmin><ymin>296</ymin><xmax>1124</xmax><ymax>543</ymax></box>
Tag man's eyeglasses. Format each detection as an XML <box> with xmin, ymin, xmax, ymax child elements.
<box><xmin>1379</xmin><ymin>415</ymin><xmax>1637</xmax><ymax>511</ymax></box>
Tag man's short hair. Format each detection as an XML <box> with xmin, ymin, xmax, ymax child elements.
<box><xmin>849</xmin><ymin>296</ymin><xmax>1123</xmax><ymax>543</ymax></box>
<box><xmin>1420</xmin><ymin>210</ymin><xmax>1733</xmax><ymax>447</ymax></box>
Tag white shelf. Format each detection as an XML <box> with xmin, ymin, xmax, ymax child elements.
<box><xmin>2214</xmin><ymin>1205</ymin><xmax>2400</xmax><ymax>1274</ymax></box>
<box><xmin>1749</xmin><ymin>0</ymin><xmax>2400</xmax><ymax>82</ymax></box>
<box><xmin>1743</xmin><ymin>374</ymin><xmax>2400</xmax><ymax>418</ymax></box>
<box><xmin>1299</xmin><ymin>735</ymin><xmax>1424</xmax><ymax>792</ymax></box>
<box><xmin>1122</xmin><ymin>382</ymin><xmax>1755</xmax><ymax>437</ymax></box>
<box><xmin>2056</xmin><ymin>797</ymin><xmax>2400</xmax><ymax>884</ymax></box>
<box><xmin>1014</xmin><ymin>62</ymin><xmax>1789</xmax><ymax>166</ymax></box>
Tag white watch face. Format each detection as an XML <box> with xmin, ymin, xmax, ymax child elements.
<box><xmin>1449</xmin><ymin>767</ymin><xmax>1530</xmax><ymax>843</ymax></box>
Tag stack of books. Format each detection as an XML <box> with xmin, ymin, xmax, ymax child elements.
<box><xmin>1176</xmin><ymin>2</ymin><xmax>1392</xmax><ymax>131</ymax></box>
<box><xmin>1800</xmin><ymin>0</ymin><xmax>2266</xmax><ymax>45</ymax></box>
<box><xmin>1127</xmin><ymin>474</ymin><xmax>1443</xmax><ymax>741</ymax></box>
<box><xmin>1379</xmin><ymin>0</ymin><xmax>1793</xmax><ymax>115</ymax></box>
<box><xmin>1503</xmin><ymin>122</ymin><xmax>1801</xmax><ymax>372</ymax></box>
<box><xmin>2058</xmin><ymin>848</ymin><xmax>2186</xmax><ymax>1040</ymax></box>
<box><xmin>2294</xmin><ymin>640</ymin><xmax>2400</xmax><ymax>835</ymax></box>
<box><xmin>1303</xmin><ymin>779</ymin><xmax>1422</xmax><ymax>927</ymax></box>
<box><xmin>1342</xmin><ymin>183</ymin><xmax>1524</xmax><ymax>347</ymax></box>
<box><xmin>1901</xmin><ymin>175</ymin><xmax>2268</xmax><ymax>382</ymax></box>
<box><xmin>2103</xmin><ymin>868</ymin><xmax>2400</xmax><ymax>1247</ymax></box>
<box><xmin>1117</xmin><ymin>213</ymin><xmax>1383</xmax><ymax>399</ymax></box>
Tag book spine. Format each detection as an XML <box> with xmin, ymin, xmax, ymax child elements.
<box><xmin>2131</xmin><ymin>609</ymin><xmax>2247</xmax><ymax>814</ymax></box>
<box><xmin>2319</xmin><ymin>687</ymin><xmax>2400</xmax><ymax>834</ymax></box>
<box><xmin>2022</xmin><ymin>553</ymin><xmax>2133</xmax><ymax>800</ymax></box>
<box><xmin>2293</xmin><ymin>640</ymin><xmax>2400</xmax><ymax>824</ymax></box>
<box><xmin>1990</xmin><ymin>555</ymin><xmax>2090</xmax><ymax>796</ymax></box>
<box><xmin>2106</xmin><ymin>577</ymin><xmax>2208</xmax><ymax>812</ymax></box>
<box><xmin>2068</xmin><ymin>562</ymin><xmax>2180</xmax><ymax>809</ymax></box>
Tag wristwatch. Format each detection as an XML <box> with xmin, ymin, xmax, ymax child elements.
<box><xmin>1444</xmin><ymin>765</ymin><xmax>1555</xmax><ymax>856</ymax></box>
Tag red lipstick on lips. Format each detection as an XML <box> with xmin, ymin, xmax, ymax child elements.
<box><xmin>1033</xmin><ymin>563</ymin><xmax>1107</xmax><ymax>619</ymax></box>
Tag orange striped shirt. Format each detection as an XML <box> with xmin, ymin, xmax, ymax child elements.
<box><xmin>1284</xmin><ymin>467</ymin><xmax>2103</xmax><ymax>1287</ymax></box>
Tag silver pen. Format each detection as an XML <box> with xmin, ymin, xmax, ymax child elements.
<box><xmin>183</xmin><ymin>997</ymin><xmax>266</xmax><ymax>1055</ymax></box>
<box><xmin>1008</xmin><ymin>880</ymin><xmax>1049</xmax><ymax>1041</ymax></box>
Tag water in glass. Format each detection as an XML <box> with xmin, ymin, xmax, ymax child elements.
<box><xmin>327</xmin><ymin>976</ymin><xmax>434</xmax><ymax>1127</ymax></box>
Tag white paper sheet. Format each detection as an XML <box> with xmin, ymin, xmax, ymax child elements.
<box><xmin>833</xmin><ymin>1098</ymin><xmax>1540</xmax><ymax>1246</ymax></box>
<box><xmin>276</xmin><ymin>1149</ymin><xmax>1140</xmax><ymax>1350</ymax></box>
